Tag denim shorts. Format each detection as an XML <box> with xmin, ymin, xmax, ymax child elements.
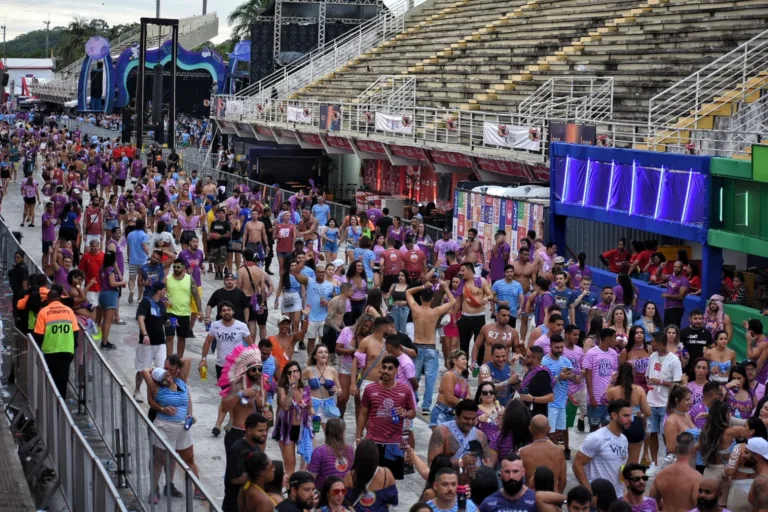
<box><xmin>98</xmin><ymin>290</ymin><xmax>119</xmax><ymax>309</ymax></box>
<box><xmin>649</xmin><ymin>406</ymin><xmax>666</xmax><ymax>434</ymax></box>
<box><xmin>429</xmin><ymin>402</ymin><xmax>455</xmax><ymax>428</ymax></box>
<box><xmin>587</xmin><ymin>404</ymin><xmax>608</xmax><ymax>426</ymax></box>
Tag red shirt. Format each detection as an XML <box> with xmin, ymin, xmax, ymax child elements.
<box><xmin>444</xmin><ymin>263</ymin><xmax>462</xmax><ymax>283</ymax></box>
<box><xmin>361</xmin><ymin>381</ymin><xmax>415</xmax><ymax>444</ymax></box>
<box><xmin>275</xmin><ymin>223</ymin><xmax>295</xmax><ymax>253</ymax></box>
<box><xmin>602</xmin><ymin>248</ymin><xmax>629</xmax><ymax>273</ymax></box>
<box><xmin>84</xmin><ymin>206</ymin><xmax>102</xmax><ymax>235</ymax></box>
<box><xmin>633</xmin><ymin>249</ymin><xmax>653</xmax><ymax>271</ymax></box>
<box><xmin>403</xmin><ymin>248</ymin><xmax>426</xmax><ymax>277</ymax></box>
<box><xmin>381</xmin><ymin>249</ymin><xmax>405</xmax><ymax>275</ymax></box>
<box><xmin>79</xmin><ymin>251</ymin><xmax>104</xmax><ymax>292</ymax></box>
<box><xmin>689</xmin><ymin>275</ymin><xmax>701</xmax><ymax>292</ymax></box>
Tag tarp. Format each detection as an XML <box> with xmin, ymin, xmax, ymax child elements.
<box><xmin>483</xmin><ymin>122</ymin><xmax>541</xmax><ymax>151</ymax></box>
<box><xmin>287</xmin><ymin>106</ymin><xmax>312</xmax><ymax>124</ymax></box>
<box><xmin>375</xmin><ymin>112</ymin><xmax>413</xmax><ymax>134</ymax></box>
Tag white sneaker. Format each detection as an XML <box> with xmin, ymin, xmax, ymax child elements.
<box><xmin>646</xmin><ymin>462</ymin><xmax>659</xmax><ymax>476</ymax></box>
<box><xmin>133</xmin><ymin>391</ymin><xmax>144</xmax><ymax>403</ymax></box>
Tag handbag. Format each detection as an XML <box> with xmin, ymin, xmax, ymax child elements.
<box><xmin>282</xmin><ymin>295</ymin><xmax>296</xmax><ymax>308</ymax></box>
<box><xmin>245</xmin><ymin>266</ymin><xmax>262</xmax><ymax>313</ymax></box>
<box><xmin>228</xmin><ymin>240</ymin><xmax>242</xmax><ymax>251</ymax></box>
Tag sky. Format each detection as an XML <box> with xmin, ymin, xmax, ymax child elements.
<box><xmin>1</xmin><ymin>0</ymin><xmax>239</xmax><ymax>45</ymax></box>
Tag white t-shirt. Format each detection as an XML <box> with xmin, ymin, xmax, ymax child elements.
<box><xmin>645</xmin><ymin>351</ymin><xmax>683</xmax><ymax>407</ymax></box>
<box><xmin>580</xmin><ymin>426</ymin><xmax>628</xmax><ymax>497</ymax></box>
<box><xmin>209</xmin><ymin>319</ymin><xmax>251</xmax><ymax>366</ymax></box>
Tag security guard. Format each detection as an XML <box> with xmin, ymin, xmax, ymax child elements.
<box><xmin>33</xmin><ymin>284</ymin><xmax>80</xmax><ymax>398</ymax></box>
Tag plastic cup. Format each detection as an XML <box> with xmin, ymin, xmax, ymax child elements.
<box><xmin>312</xmin><ymin>415</ymin><xmax>321</xmax><ymax>433</ymax></box>
<box><xmin>472</xmin><ymin>367</ymin><xmax>479</xmax><ymax>378</ymax></box>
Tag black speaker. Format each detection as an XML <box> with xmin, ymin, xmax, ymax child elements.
<box><xmin>0</xmin><ymin>70</ymin><xmax>8</xmax><ymax>87</ymax></box>
<box><xmin>90</xmin><ymin>62</ymin><xmax>103</xmax><ymax>98</ymax></box>
<box><xmin>151</xmin><ymin>64</ymin><xmax>163</xmax><ymax>124</ymax></box>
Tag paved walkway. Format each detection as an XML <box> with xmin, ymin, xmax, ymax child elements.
<box><xmin>2</xmin><ymin>171</ymin><xmax>591</xmax><ymax>510</ymax></box>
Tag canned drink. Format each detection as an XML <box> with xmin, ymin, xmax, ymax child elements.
<box><xmin>205</xmin><ymin>320</ymin><xmax>211</xmax><ymax>331</ymax></box>
<box><xmin>472</xmin><ymin>367</ymin><xmax>480</xmax><ymax>378</ymax></box>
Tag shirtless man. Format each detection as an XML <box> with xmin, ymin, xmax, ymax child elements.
<box><xmin>518</xmin><ymin>415</ymin><xmax>567</xmax><ymax>493</ymax></box>
<box><xmin>349</xmin><ymin>316</ymin><xmax>396</xmax><ymax>425</ymax></box>
<box><xmin>297</xmin><ymin>207</ymin><xmax>319</xmax><ymax>253</ymax></box>
<box><xmin>471</xmin><ymin>305</ymin><xmax>521</xmax><ymax>367</ymax></box>
<box><xmin>513</xmin><ymin>246</ymin><xmax>535</xmax><ymax>293</ymax></box>
<box><xmin>202</xmin><ymin>176</ymin><xmax>216</xmax><ymax>197</ymax></box>
<box><xmin>237</xmin><ymin>249</ymin><xmax>273</xmax><ymax>341</ymax></box>
<box><xmin>457</xmin><ymin>262</ymin><xmax>493</xmax><ymax>367</ymax></box>
<box><xmin>220</xmin><ymin>360</ymin><xmax>273</xmax><ymax>452</ymax></box>
<box><xmin>242</xmin><ymin>211</ymin><xmax>269</xmax><ymax>262</ymax></box>
<box><xmin>649</xmin><ymin>431</ymin><xmax>701</xmax><ymax>512</ymax></box>
<box><xmin>427</xmin><ymin>399</ymin><xmax>490</xmax><ymax>470</ymax></box>
<box><xmin>460</xmin><ymin>228</ymin><xmax>484</xmax><ymax>276</ymax></box>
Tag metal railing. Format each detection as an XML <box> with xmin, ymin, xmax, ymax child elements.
<box><xmin>30</xmin><ymin>12</ymin><xmax>219</xmax><ymax>102</ymax></box>
<box><xmin>357</xmin><ymin>75</ymin><xmax>417</xmax><ymax>113</ymax></box>
<box><xmin>0</xmin><ymin>218</ymin><xmax>220</xmax><ymax>511</ymax></box>
<box><xmin>4</xmin><ymin>328</ymin><xmax>128</xmax><ymax>511</ymax></box>
<box><xmin>517</xmin><ymin>77</ymin><xmax>614</xmax><ymax>123</ymax></box>
<box><xmin>230</xmin><ymin>0</ymin><xmax>427</xmax><ymax>105</ymax></box>
<box><xmin>648</xmin><ymin>27</ymin><xmax>768</xmax><ymax>132</ymax></box>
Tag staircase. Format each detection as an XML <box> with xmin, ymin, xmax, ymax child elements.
<box><xmin>30</xmin><ymin>12</ymin><xmax>219</xmax><ymax>104</ymax></box>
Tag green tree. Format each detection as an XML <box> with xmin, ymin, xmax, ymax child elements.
<box><xmin>55</xmin><ymin>17</ymin><xmax>95</xmax><ymax>69</ymax></box>
<box><xmin>227</xmin><ymin>0</ymin><xmax>269</xmax><ymax>41</ymax></box>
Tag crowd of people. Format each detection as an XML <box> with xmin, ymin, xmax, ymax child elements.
<box><xmin>4</xmin><ymin>110</ymin><xmax>768</xmax><ymax>512</ymax></box>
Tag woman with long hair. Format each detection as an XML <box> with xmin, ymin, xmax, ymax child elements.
<box><xmin>318</xmin><ymin>476</ymin><xmax>353</xmax><ymax>512</ymax></box>
<box><xmin>583</xmin><ymin>315</ymin><xmax>606</xmax><ymax>352</ymax></box>
<box><xmin>608</xmin><ymin>307</ymin><xmax>629</xmax><ymax>352</ymax></box>
<box><xmin>344</xmin><ymin>439</ymin><xmax>397</xmax><ymax>512</ymax></box>
<box><xmin>371</xmin><ymin>234</ymin><xmax>386</xmax><ymax>289</ymax></box>
<box><xmin>414</xmin><ymin>223</ymin><xmax>434</xmax><ymax>265</ymax></box>
<box><xmin>67</xmin><ymin>268</ymin><xmax>95</xmax><ymax>320</ymax></box>
<box><xmin>335</xmin><ymin>314</ymin><xmax>373</xmax><ymax>418</ymax></box>
<box><xmin>475</xmin><ymin>381</ymin><xmax>504</xmax><ymax>448</ymax></box>
<box><xmin>346</xmin><ymin>260</ymin><xmax>368</xmax><ymax>319</ymax></box>
<box><xmin>489</xmin><ymin>398</ymin><xmax>532</xmax><ymax>467</ymax></box>
<box><xmin>726</xmin><ymin>366</ymin><xmax>757</xmax><ymax>419</ymax></box>
<box><xmin>351</xmin><ymin>236</ymin><xmax>377</xmax><ymax>288</ymax></box>
<box><xmin>307</xmin><ymin>418</ymin><xmax>355</xmax><ymax>491</ymax></box>
<box><xmin>687</xmin><ymin>357</ymin><xmax>711</xmax><ymax>405</ymax></box>
<box><xmin>303</xmin><ymin>344</ymin><xmax>341</xmax><ymax>423</ymax></box>
<box><xmin>442</xmin><ymin>276</ymin><xmax>462</xmax><ymax>364</ymax></box>
<box><xmin>663</xmin><ymin>385</ymin><xmax>698</xmax><ymax>457</ymax></box>
<box><xmin>705</xmin><ymin>330</ymin><xmax>736</xmax><ymax>384</ymax></box>
<box><xmin>343</xmin><ymin>215</ymin><xmax>362</xmax><ymax>255</ymax></box>
<box><xmin>567</xmin><ymin>251</ymin><xmax>592</xmax><ymax>290</ymax></box>
<box><xmin>620</xmin><ymin>326</ymin><xmax>651</xmax><ymax>390</ymax></box>
<box><xmin>633</xmin><ymin>301</ymin><xmax>663</xmax><ymax>343</ymax></box>
<box><xmin>20</xmin><ymin>174</ymin><xmax>41</xmax><ymax>227</ymax></box>
<box><xmin>664</xmin><ymin>325</ymin><xmax>689</xmax><ymax>369</ymax></box>
<box><xmin>103</xmin><ymin>194</ymin><xmax>119</xmax><ymax>240</ymax></box>
<box><xmin>237</xmin><ymin>451</ymin><xmax>277</xmax><ymax>510</ymax></box>
<box><xmin>321</xmin><ymin>218</ymin><xmax>340</xmax><ymax>263</ymax></box>
<box><xmin>99</xmin><ymin>250</ymin><xmax>125</xmax><ymax>350</ymax></box>
<box><xmin>686</xmin><ymin>262</ymin><xmax>702</xmax><ymax>295</ymax></box>
<box><xmin>275</xmin><ymin>257</ymin><xmax>308</xmax><ymax>334</ymax></box>
<box><xmin>605</xmin><ymin>363</ymin><xmax>651</xmax><ymax>463</ymax></box>
<box><xmin>387</xmin><ymin>270</ymin><xmax>410</xmax><ymax>333</ymax></box>
<box><xmin>225</xmin><ymin>208</ymin><xmax>242</xmax><ymax>274</ymax></box>
<box><xmin>613</xmin><ymin>272</ymin><xmax>638</xmax><ymax>321</ymax></box>
<box><xmin>592</xmin><ymin>479</ymin><xmax>619</xmax><ymax>512</ymax></box>
<box><xmin>429</xmin><ymin>349</ymin><xmax>470</xmax><ymax>428</ymax></box>
<box><xmin>386</xmin><ymin>216</ymin><xmax>405</xmax><ymax>248</ymax></box>
<box><xmin>177</xmin><ymin>205</ymin><xmax>205</xmax><ymax>252</ymax></box>
<box><xmin>699</xmin><ymin>400</ymin><xmax>750</xmax><ymax>477</ymax></box>
<box><xmin>263</xmin><ymin>460</ymin><xmax>285</xmax><ymax>505</ymax></box>
<box><xmin>273</xmin><ymin>360</ymin><xmax>315</xmax><ymax>478</ymax></box>
<box><xmin>364</xmin><ymin>288</ymin><xmax>385</xmax><ymax>318</ymax></box>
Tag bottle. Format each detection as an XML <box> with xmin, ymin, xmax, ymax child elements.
<box><xmin>457</xmin><ymin>458</ymin><xmax>469</xmax><ymax>512</ymax></box>
<box><xmin>183</xmin><ymin>416</ymin><xmax>195</xmax><ymax>431</ymax></box>
<box><xmin>205</xmin><ymin>319</ymin><xmax>211</xmax><ymax>331</ymax></box>
<box><xmin>200</xmin><ymin>365</ymin><xmax>207</xmax><ymax>381</ymax></box>
<box><xmin>391</xmin><ymin>407</ymin><xmax>400</xmax><ymax>424</ymax></box>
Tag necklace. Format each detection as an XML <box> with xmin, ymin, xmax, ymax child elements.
<box><xmin>673</xmin><ymin>409</ymin><xmax>687</xmax><ymax>416</ymax></box>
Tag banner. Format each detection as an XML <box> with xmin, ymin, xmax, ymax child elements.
<box><xmin>483</xmin><ymin>122</ymin><xmax>541</xmax><ymax>151</ymax></box>
<box><xmin>226</xmin><ymin>100</ymin><xmax>243</xmax><ymax>116</ymax></box>
<box><xmin>549</xmin><ymin>123</ymin><xmax>596</xmax><ymax>145</ymax></box>
<box><xmin>375</xmin><ymin>113</ymin><xmax>413</xmax><ymax>134</ymax></box>
<box><xmin>287</xmin><ymin>106</ymin><xmax>312</xmax><ymax>124</ymax></box>
<box><xmin>319</xmin><ymin>104</ymin><xmax>342</xmax><ymax>131</ymax></box>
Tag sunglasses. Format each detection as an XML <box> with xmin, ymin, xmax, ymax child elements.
<box><xmin>173</xmin><ymin>265</ymin><xmax>184</xmax><ymax>269</ymax></box>
<box><xmin>627</xmin><ymin>476</ymin><xmax>649</xmax><ymax>482</ymax></box>
<box><xmin>481</xmin><ymin>390</ymin><xmax>495</xmax><ymax>396</ymax></box>
<box><xmin>248</xmin><ymin>366</ymin><xmax>263</xmax><ymax>373</ymax></box>
<box><xmin>330</xmin><ymin>489</ymin><xmax>346</xmax><ymax>496</ymax></box>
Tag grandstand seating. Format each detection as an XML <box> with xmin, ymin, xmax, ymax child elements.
<box><xmin>294</xmin><ymin>0</ymin><xmax>768</xmax><ymax>127</ymax></box>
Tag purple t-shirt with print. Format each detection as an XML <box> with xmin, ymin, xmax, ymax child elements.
<box><xmin>42</xmin><ymin>212</ymin><xmax>56</xmax><ymax>241</ymax></box>
<box><xmin>665</xmin><ymin>275</ymin><xmax>689</xmax><ymax>309</ymax></box>
<box><xmin>582</xmin><ymin>346</ymin><xmax>618</xmax><ymax>403</ymax></box>
<box><xmin>305</xmin><ymin>444</ymin><xmax>355</xmax><ymax>490</ymax></box>
<box><xmin>178</xmin><ymin>249</ymin><xmax>204</xmax><ymax>286</ymax></box>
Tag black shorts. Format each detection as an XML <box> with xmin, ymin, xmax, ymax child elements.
<box><xmin>249</xmin><ymin>304</ymin><xmax>268</xmax><ymax>326</ymax></box>
<box><xmin>1</xmin><ymin>169</ymin><xmax>10</xmax><ymax>179</ymax></box>
<box><xmin>625</xmin><ymin>416</ymin><xmax>646</xmax><ymax>444</ymax></box>
<box><xmin>115</xmin><ymin>179</ymin><xmax>126</xmax><ymax>187</ymax></box>
<box><xmin>381</xmin><ymin>274</ymin><xmax>398</xmax><ymax>292</ymax></box>
<box><xmin>59</xmin><ymin>226</ymin><xmax>78</xmax><ymax>242</ymax></box>
<box><xmin>180</xmin><ymin>230</ymin><xmax>197</xmax><ymax>245</ymax></box>
<box><xmin>42</xmin><ymin>241</ymin><xmax>53</xmax><ymax>254</ymax></box>
<box><xmin>290</xmin><ymin>424</ymin><xmax>300</xmax><ymax>443</ymax></box>
<box><xmin>165</xmin><ymin>313</ymin><xmax>191</xmax><ymax>338</ymax></box>
<box><xmin>376</xmin><ymin>443</ymin><xmax>405</xmax><ymax>480</ymax></box>
<box><xmin>216</xmin><ymin>364</ymin><xmax>224</xmax><ymax>381</ymax></box>
<box><xmin>88</xmin><ymin>183</ymin><xmax>98</xmax><ymax>191</ymax></box>
<box><xmin>24</xmin><ymin>197</ymin><xmax>36</xmax><ymax>205</ymax></box>
<box><xmin>322</xmin><ymin>325</ymin><xmax>339</xmax><ymax>354</ymax></box>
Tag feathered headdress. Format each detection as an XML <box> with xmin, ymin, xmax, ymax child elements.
<box><xmin>217</xmin><ymin>345</ymin><xmax>262</xmax><ymax>397</ymax></box>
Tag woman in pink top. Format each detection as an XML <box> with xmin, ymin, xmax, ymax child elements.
<box><xmin>335</xmin><ymin>314</ymin><xmax>374</xmax><ymax>419</ymax></box>
<box><xmin>176</xmin><ymin>205</ymin><xmax>205</xmax><ymax>251</ymax></box>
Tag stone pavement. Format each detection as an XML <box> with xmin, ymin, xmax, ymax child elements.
<box><xmin>2</xmin><ymin>173</ymin><xmax>590</xmax><ymax>510</ymax></box>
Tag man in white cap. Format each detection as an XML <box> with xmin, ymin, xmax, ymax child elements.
<box><xmin>746</xmin><ymin>437</ymin><xmax>768</xmax><ymax>512</ymax></box>
<box><xmin>267</xmin><ymin>311</ymin><xmax>309</xmax><ymax>378</ymax></box>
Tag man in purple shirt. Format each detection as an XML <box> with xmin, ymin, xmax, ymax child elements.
<box><xmin>662</xmin><ymin>261</ymin><xmax>689</xmax><ymax>328</ymax></box>
<box><xmin>130</xmin><ymin>158</ymin><xmax>143</xmax><ymax>181</ymax></box>
<box><xmin>433</xmin><ymin>229</ymin><xmax>459</xmax><ymax>270</ymax></box>
<box><xmin>688</xmin><ymin>381</ymin><xmax>724</xmax><ymax>429</ymax></box>
<box><xmin>87</xmin><ymin>164</ymin><xmax>100</xmax><ymax>190</ymax></box>
<box><xmin>489</xmin><ymin>230</ymin><xmax>511</xmax><ymax>283</ymax></box>
<box><xmin>365</xmin><ymin>200</ymin><xmax>382</xmax><ymax>225</ymax></box>
<box><xmin>587</xmin><ymin>286</ymin><xmax>615</xmax><ymax>327</ymax></box>
<box><xmin>41</xmin><ymin>202</ymin><xmax>56</xmax><ymax>268</ymax></box>
<box><xmin>178</xmin><ymin>236</ymin><xmax>205</xmax><ymax>332</ymax></box>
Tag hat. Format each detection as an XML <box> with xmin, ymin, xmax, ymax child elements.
<box><xmin>746</xmin><ymin>437</ymin><xmax>768</xmax><ymax>460</ymax></box>
<box><xmin>743</xmin><ymin>358</ymin><xmax>757</xmax><ymax>368</ymax></box>
<box><xmin>332</xmin><ymin>258</ymin><xmax>344</xmax><ymax>268</ymax></box>
<box><xmin>553</xmin><ymin>256</ymin><xmax>565</xmax><ymax>264</ymax></box>
<box><xmin>223</xmin><ymin>272</ymin><xmax>236</xmax><ymax>280</ymax></box>
<box><xmin>151</xmin><ymin>282</ymin><xmax>166</xmax><ymax>293</ymax></box>
<box><xmin>288</xmin><ymin>471</ymin><xmax>314</xmax><ymax>488</ymax></box>
<box><xmin>151</xmin><ymin>368</ymin><xmax>168</xmax><ymax>383</ymax></box>
<box><xmin>278</xmin><ymin>315</ymin><xmax>291</xmax><ymax>324</ymax></box>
